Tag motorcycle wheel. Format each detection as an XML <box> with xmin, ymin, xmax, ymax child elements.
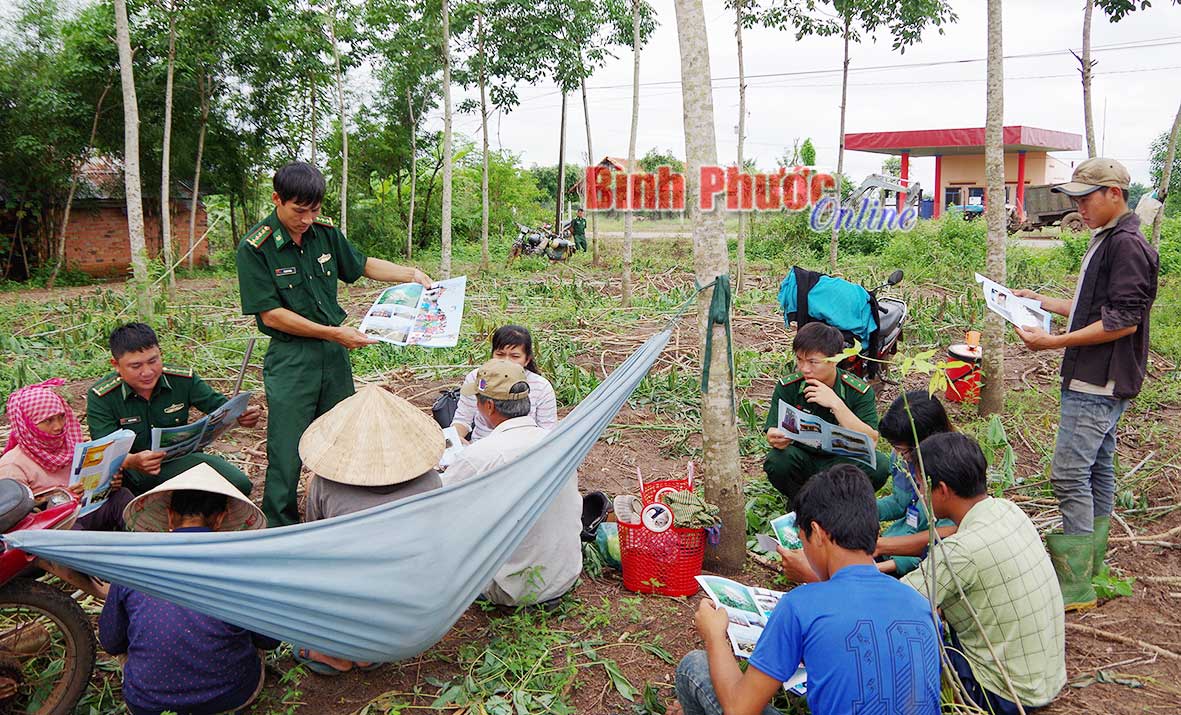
<box><xmin>0</xmin><ymin>579</ymin><xmax>96</xmax><ymax>715</ymax></box>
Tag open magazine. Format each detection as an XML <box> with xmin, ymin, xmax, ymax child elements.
<box><xmin>754</xmin><ymin>513</ymin><xmax>802</xmax><ymax>554</ymax></box>
<box><xmin>360</xmin><ymin>276</ymin><xmax>467</xmax><ymax>348</ymax></box>
<box><xmin>150</xmin><ymin>392</ymin><xmax>252</xmax><ymax>461</ymax></box>
<box><xmin>975</xmin><ymin>273</ymin><xmax>1052</xmax><ymax>332</ymax></box>
<box><xmin>438</xmin><ymin>426</ymin><xmax>465</xmax><ymax>469</ymax></box>
<box><xmin>695</xmin><ymin>575</ymin><xmax>808</xmax><ymax>696</ymax></box>
<box><xmin>69</xmin><ymin>429</ymin><xmax>135</xmax><ymax>516</ymax></box>
<box><xmin>776</xmin><ymin>401</ymin><xmax>877</xmax><ymax>469</ymax></box>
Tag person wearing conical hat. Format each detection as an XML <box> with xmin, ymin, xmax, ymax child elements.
<box><xmin>99</xmin><ymin>464</ymin><xmax>277</xmax><ymax>715</ymax></box>
<box><xmin>294</xmin><ymin>384</ymin><xmax>443</xmax><ymax>675</ymax></box>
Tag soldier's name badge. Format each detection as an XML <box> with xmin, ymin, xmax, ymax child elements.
<box><xmin>317</xmin><ymin>253</ymin><xmax>331</xmax><ymax>264</ymax></box>
<box><xmin>118</xmin><ymin>417</ymin><xmax>141</xmax><ymax>426</ymax></box>
<box><xmin>905</xmin><ymin>504</ymin><xmax>920</xmax><ymax>529</ymax></box>
<box><xmin>274</xmin><ymin>267</ymin><xmax>297</xmax><ymax>276</ymax></box>
<box><xmin>164</xmin><ymin>403</ymin><xmax>185</xmax><ymax>414</ymax></box>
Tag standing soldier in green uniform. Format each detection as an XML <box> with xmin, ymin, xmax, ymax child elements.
<box><xmin>87</xmin><ymin>323</ymin><xmax>260</xmax><ymax>496</ymax></box>
<box><xmin>236</xmin><ymin>162</ymin><xmax>431</xmax><ymax>527</ymax></box>
<box><xmin>763</xmin><ymin>322</ymin><xmax>890</xmax><ymax>508</ymax></box>
<box><xmin>570</xmin><ymin>208</ymin><xmax>587</xmax><ymax>253</ymax></box>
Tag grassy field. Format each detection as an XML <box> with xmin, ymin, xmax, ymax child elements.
<box><xmin>1</xmin><ymin>215</ymin><xmax>1179</xmax><ymax>714</ymax></box>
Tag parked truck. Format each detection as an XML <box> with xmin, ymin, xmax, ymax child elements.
<box><xmin>1015</xmin><ymin>184</ymin><xmax>1086</xmax><ymax>233</ymax></box>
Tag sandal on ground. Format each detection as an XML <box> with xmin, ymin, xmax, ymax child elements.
<box><xmin>294</xmin><ymin>648</ymin><xmax>351</xmax><ymax>676</ymax></box>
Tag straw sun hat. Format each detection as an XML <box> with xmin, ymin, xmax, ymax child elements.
<box><xmin>122</xmin><ymin>463</ymin><xmax>266</xmax><ymax>532</ymax></box>
<box><xmin>298</xmin><ymin>385</ymin><xmax>445</xmax><ymax>487</ymax></box>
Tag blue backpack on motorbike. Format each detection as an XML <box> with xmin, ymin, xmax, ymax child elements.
<box><xmin>778</xmin><ymin>266</ymin><xmax>907</xmax><ymax>379</ymax></box>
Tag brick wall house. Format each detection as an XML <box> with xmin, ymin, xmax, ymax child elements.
<box><xmin>65</xmin><ymin>199</ymin><xmax>209</xmax><ymax>277</ymax></box>
<box><xmin>64</xmin><ymin>157</ymin><xmax>211</xmax><ymax>278</ymax></box>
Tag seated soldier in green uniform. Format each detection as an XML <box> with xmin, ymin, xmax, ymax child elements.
<box><xmin>87</xmin><ymin>323</ymin><xmax>260</xmax><ymax>496</ymax></box>
<box><xmin>763</xmin><ymin>322</ymin><xmax>889</xmax><ymax>508</ymax></box>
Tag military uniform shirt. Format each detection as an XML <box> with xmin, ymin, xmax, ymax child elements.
<box><xmin>763</xmin><ymin>368</ymin><xmax>879</xmax><ymax>438</ymax></box>
<box><xmin>235</xmin><ymin>212</ymin><xmax>368</xmax><ymax>339</ymax></box>
<box><xmin>570</xmin><ymin>216</ymin><xmax>587</xmax><ymax>237</ymax></box>
<box><xmin>87</xmin><ymin>367</ymin><xmax>228</xmax><ymax>453</ymax></box>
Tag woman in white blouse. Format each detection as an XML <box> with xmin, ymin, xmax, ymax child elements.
<box><xmin>451</xmin><ymin>325</ymin><xmax>558</xmax><ymax>442</ymax></box>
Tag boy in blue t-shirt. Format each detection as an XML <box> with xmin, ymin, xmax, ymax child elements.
<box><xmin>675</xmin><ymin>465</ymin><xmax>941</xmax><ymax>715</ymax></box>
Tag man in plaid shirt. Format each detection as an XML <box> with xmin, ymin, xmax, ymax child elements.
<box><xmin>903</xmin><ymin>433</ymin><xmax>1066</xmax><ymax>714</ymax></box>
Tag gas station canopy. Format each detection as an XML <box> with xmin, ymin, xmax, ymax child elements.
<box><xmin>844</xmin><ymin>126</ymin><xmax>1082</xmax><ymax>157</ymax></box>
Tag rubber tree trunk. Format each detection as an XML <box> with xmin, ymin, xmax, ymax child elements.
<box><xmin>1081</xmin><ymin>0</ymin><xmax>1096</xmax><ymax>158</ymax></box>
<box><xmin>555</xmin><ymin>93</ymin><xmax>567</xmax><ymax>233</ymax></box>
<box><xmin>114</xmin><ymin>0</ymin><xmax>152</xmax><ymax>317</ymax></box>
<box><xmin>580</xmin><ymin>77</ymin><xmax>601</xmax><ymax>267</ymax></box>
<box><xmin>329</xmin><ymin>17</ymin><xmax>348</xmax><ymax>235</ymax></box>
<box><xmin>478</xmin><ymin>14</ymin><xmax>490</xmax><ymax>271</ymax></box>
<box><xmin>310</xmin><ymin>77</ymin><xmax>318</xmax><ymax>166</ymax></box>
<box><xmin>188</xmin><ymin>71</ymin><xmax>209</xmax><ymax>270</ymax></box>
<box><xmin>734</xmin><ymin>0</ymin><xmax>747</xmax><ymax>292</ymax></box>
<box><xmin>407</xmin><ymin>92</ymin><xmax>419</xmax><ymax>259</ymax></box>
<box><xmin>828</xmin><ymin>16</ymin><xmax>850</xmax><ymax>274</ymax></box>
<box><xmin>1152</xmin><ymin>100</ymin><xmax>1181</xmax><ymax>247</ymax></box>
<box><xmin>440</xmin><ymin>0</ymin><xmax>454</xmax><ymax>279</ymax></box>
<box><xmin>623</xmin><ymin>0</ymin><xmax>640</xmax><ymax>307</ymax></box>
<box><xmin>980</xmin><ymin>0</ymin><xmax>1007</xmax><ymax>418</ymax></box>
<box><xmin>49</xmin><ymin>80</ymin><xmax>111</xmax><ymax>289</ymax></box>
<box><xmin>673</xmin><ymin>0</ymin><xmax>744</xmax><ymax>574</ymax></box>
<box><xmin>159</xmin><ymin>4</ymin><xmax>178</xmax><ymax>295</ymax></box>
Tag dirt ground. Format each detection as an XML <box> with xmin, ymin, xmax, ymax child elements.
<box><xmin>38</xmin><ymin>270</ymin><xmax>1181</xmax><ymax>714</ymax></box>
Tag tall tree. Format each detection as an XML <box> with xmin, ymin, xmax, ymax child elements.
<box><xmin>580</xmin><ymin>73</ymin><xmax>597</xmax><ymax>265</ymax></box>
<box><xmin>158</xmin><ymin>0</ymin><xmax>179</xmax><ymax>294</ymax></box>
<box><xmin>328</xmin><ymin>9</ymin><xmax>349</xmax><ymax>234</ymax></box>
<box><xmin>1151</xmin><ymin>101</ymin><xmax>1181</xmax><ymax>246</ymax></box>
<box><xmin>623</xmin><ymin>0</ymin><xmax>642</xmax><ymax>307</ymax></box>
<box><xmin>440</xmin><ymin>0</ymin><xmax>454</xmax><ymax>279</ymax></box>
<box><xmin>188</xmin><ymin>69</ymin><xmax>208</xmax><ymax>268</ymax></box>
<box><xmin>114</xmin><ymin>0</ymin><xmax>152</xmax><ymax>315</ymax></box>
<box><xmin>1080</xmin><ymin>0</ymin><xmax>1096</xmax><ymax>157</ymax></box>
<box><xmin>979</xmin><ymin>0</ymin><xmax>1006</xmax><ymax>417</ymax></box>
<box><xmin>478</xmin><ymin>11</ymin><xmax>492</xmax><ymax>270</ymax></box>
<box><xmin>755</xmin><ymin>0</ymin><xmax>956</xmax><ymax>272</ymax></box>
<box><xmin>733</xmin><ymin>0</ymin><xmax>748</xmax><ymax>292</ymax></box>
<box><xmin>673</xmin><ymin>0</ymin><xmax>744</xmax><ymax>574</ymax></box>
<box><xmin>49</xmin><ymin>78</ymin><xmax>113</xmax><ymax>289</ymax></box>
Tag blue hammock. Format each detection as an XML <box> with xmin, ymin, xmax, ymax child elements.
<box><xmin>5</xmin><ymin>328</ymin><xmax>672</xmax><ymax>663</ymax></box>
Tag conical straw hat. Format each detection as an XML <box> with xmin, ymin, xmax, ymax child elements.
<box><xmin>299</xmin><ymin>385</ymin><xmax>444</xmax><ymax>487</ymax></box>
<box><xmin>122</xmin><ymin>463</ymin><xmax>266</xmax><ymax>532</ymax></box>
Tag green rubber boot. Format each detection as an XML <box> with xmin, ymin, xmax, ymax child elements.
<box><xmin>1046</xmin><ymin>532</ymin><xmax>1097</xmax><ymax>611</ymax></box>
<box><xmin>1092</xmin><ymin>516</ymin><xmax>1112</xmax><ymax>575</ymax></box>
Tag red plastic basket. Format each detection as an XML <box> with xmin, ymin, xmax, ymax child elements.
<box><xmin>618</xmin><ymin>521</ymin><xmax>706</xmax><ymax>596</ymax></box>
<box><xmin>640</xmin><ymin>477</ymin><xmax>691</xmax><ymax>504</ymax></box>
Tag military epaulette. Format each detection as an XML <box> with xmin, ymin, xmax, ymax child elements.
<box><xmin>162</xmin><ymin>364</ymin><xmax>194</xmax><ymax>379</ymax></box>
<box><xmin>244</xmin><ymin>224</ymin><xmax>273</xmax><ymax>249</ymax></box>
<box><xmin>313</xmin><ymin>216</ymin><xmax>334</xmax><ymax>227</ymax></box>
<box><xmin>840</xmin><ymin>371</ymin><xmax>870</xmax><ymax>394</ymax></box>
<box><xmin>780</xmin><ymin>371</ymin><xmax>804</xmax><ymax>386</ymax></box>
<box><xmin>91</xmin><ymin>374</ymin><xmax>124</xmax><ymax>397</ymax></box>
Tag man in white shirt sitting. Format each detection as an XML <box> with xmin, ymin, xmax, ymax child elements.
<box><xmin>444</xmin><ymin>359</ymin><xmax>582</xmax><ymax>607</ymax></box>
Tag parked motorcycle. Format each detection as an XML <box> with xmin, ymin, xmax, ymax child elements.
<box><xmin>838</xmin><ymin>269</ymin><xmax>907</xmax><ymax>380</ymax></box>
<box><xmin>0</xmin><ymin>481</ymin><xmax>97</xmax><ymax>715</ymax></box>
<box><xmin>507</xmin><ymin>223</ymin><xmax>576</xmax><ymax>265</ymax></box>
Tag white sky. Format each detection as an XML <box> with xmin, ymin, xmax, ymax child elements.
<box><xmin>428</xmin><ymin>0</ymin><xmax>1181</xmax><ymax>190</ymax></box>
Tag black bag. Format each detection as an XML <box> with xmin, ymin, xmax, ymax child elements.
<box><xmin>431</xmin><ymin>387</ymin><xmax>461</xmax><ymax>428</ymax></box>
<box><xmin>0</xmin><ymin>479</ymin><xmax>34</xmax><ymax>533</ymax></box>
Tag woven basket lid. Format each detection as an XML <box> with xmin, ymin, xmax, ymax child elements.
<box><xmin>298</xmin><ymin>385</ymin><xmax>444</xmax><ymax>486</ymax></box>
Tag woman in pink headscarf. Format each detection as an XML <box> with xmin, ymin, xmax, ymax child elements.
<box><xmin>0</xmin><ymin>379</ymin><xmax>133</xmax><ymax>531</ymax></box>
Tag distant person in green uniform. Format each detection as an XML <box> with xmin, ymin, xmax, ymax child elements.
<box><xmin>763</xmin><ymin>322</ymin><xmax>890</xmax><ymax>508</ymax></box>
<box><xmin>570</xmin><ymin>208</ymin><xmax>587</xmax><ymax>252</ymax></box>
<box><xmin>87</xmin><ymin>323</ymin><xmax>260</xmax><ymax>496</ymax></box>
<box><xmin>236</xmin><ymin>162</ymin><xmax>431</xmax><ymax>527</ymax></box>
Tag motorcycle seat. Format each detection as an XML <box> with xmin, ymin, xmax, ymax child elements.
<box><xmin>876</xmin><ymin>299</ymin><xmax>905</xmax><ymax>341</ymax></box>
<box><xmin>0</xmin><ymin>479</ymin><xmax>34</xmax><ymax>533</ymax></box>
